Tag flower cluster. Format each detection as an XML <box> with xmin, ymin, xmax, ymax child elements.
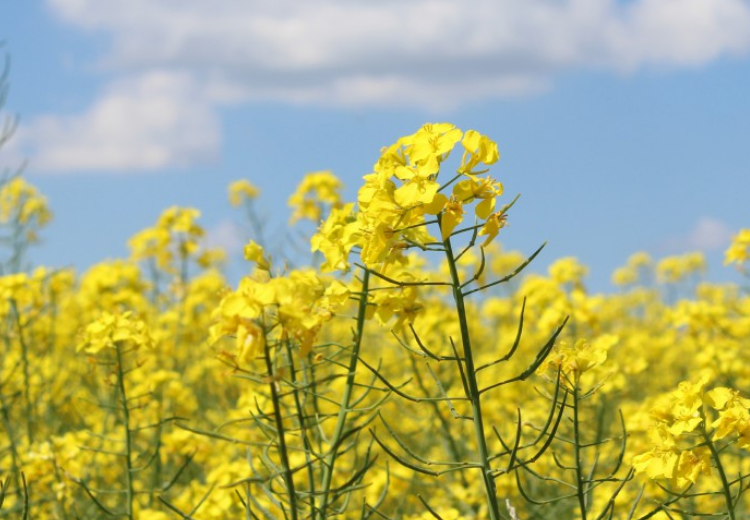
<box><xmin>312</xmin><ymin>123</ymin><xmax>505</xmax><ymax>273</ymax></box>
<box><xmin>1</xmin><ymin>129</ymin><xmax>750</xmax><ymax>520</ymax></box>
<box><xmin>210</xmin><ymin>244</ymin><xmax>350</xmax><ymax>360</ymax></box>
<box><xmin>77</xmin><ymin>311</ymin><xmax>154</xmax><ymax>354</ymax></box>
<box><xmin>633</xmin><ymin>379</ymin><xmax>750</xmax><ymax>490</ymax></box>
<box><xmin>288</xmin><ymin>170</ymin><xmax>343</xmax><ymax>224</ymax></box>
<box><xmin>725</xmin><ymin>228</ymin><xmax>750</xmax><ymax>271</ymax></box>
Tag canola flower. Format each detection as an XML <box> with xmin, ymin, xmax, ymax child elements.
<box><xmin>312</xmin><ymin>123</ymin><xmax>506</xmax><ymax>274</ymax></box>
<box><xmin>725</xmin><ymin>228</ymin><xmax>750</xmax><ymax>269</ymax></box>
<box><xmin>631</xmin><ymin>379</ymin><xmax>750</xmax><ymax>519</ymax></box>
<box><xmin>77</xmin><ymin>311</ymin><xmax>154</xmax><ymax>354</ymax></box>
<box><xmin>0</xmin><ymin>177</ymin><xmax>52</xmax><ymax>230</ymax></box>
<box><xmin>288</xmin><ymin>170</ymin><xmax>343</xmax><ymax>224</ymax></box>
<box><xmin>228</xmin><ymin>179</ymin><xmax>260</xmax><ymax>206</ymax></box>
<box><xmin>1</xmin><ymin>132</ymin><xmax>750</xmax><ymax>519</ymax></box>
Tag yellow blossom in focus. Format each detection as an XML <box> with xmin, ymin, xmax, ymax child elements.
<box><xmin>439</xmin><ymin>197</ymin><xmax>465</xmax><ymax>241</ymax></box>
<box><xmin>452</xmin><ymin>176</ymin><xmax>503</xmax><ymax>219</ymax></box>
<box><xmin>478</xmin><ymin>211</ymin><xmax>507</xmax><ymax>248</ymax></box>
<box><xmin>401</xmin><ymin>123</ymin><xmax>462</xmax><ymax>175</ymax></box>
<box><xmin>459</xmin><ymin>129</ymin><xmax>499</xmax><ymax>176</ymax></box>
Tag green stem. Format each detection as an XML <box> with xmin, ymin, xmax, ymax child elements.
<box><xmin>11</xmin><ymin>300</ymin><xmax>33</xmax><ymax>445</ymax></box>
<box><xmin>284</xmin><ymin>339</ymin><xmax>317</xmax><ymax>519</ymax></box>
<box><xmin>264</xmin><ymin>341</ymin><xmax>298</xmax><ymax>520</ymax></box>
<box><xmin>443</xmin><ymin>235</ymin><xmax>500</xmax><ymax>520</ymax></box>
<box><xmin>572</xmin><ymin>380</ymin><xmax>588</xmax><ymax>520</ymax></box>
<box><xmin>702</xmin><ymin>426</ymin><xmax>736</xmax><ymax>520</ymax></box>
<box><xmin>115</xmin><ymin>343</ymin><xmax>135</xmax><ymax>520</ymax></box>
<box><xmin>150</xmin><ymin>395</ymin><xmax>164</xmax><ymax>508</ymax></box>
<box><xmin>319</xmin><ymin>268</ymin><xmax>370</xmax><ymax>517</ymax></box>
<box><xmin>0</xmin><ymin>389</ymin><xmax>21</xmax><ymax>494</ymax></box>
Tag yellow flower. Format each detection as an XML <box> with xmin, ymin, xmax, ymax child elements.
<box><xmin>478</xmin><ymin>211</ymin><xmax>508</xmax><ymax>247</ymax></box>
<box><xmin>158</xmin><ymin>206</ymin><xmax>204</xmax><ymax>236</ymax></box>
<box><xmin>236</xmin><ymin>320</ymin><xmax>266</xmax><ymax>363</ymax></box>
<box><xmin>667</xmin><ymin>379</ymin><xmax>707</xmax><ymax>435</ymax></box>
<box><xmin>288</xmin><ymin>170</ymin><xmax>343</xmax><ymax>224</ymax></box>
<box><xmin>228</xmin><ymin>179</ymin><xmax>260</xmax><ymax>206</ymax></box>
<box><xmin>244</xmin><ymin>240</ymin><xmax>271</xmax><ymax>271</ymax></box>
<box><xmin>393</xmin><ymin>174</ymin><xmax>441</xmax><ymax>208</ymax></box>
<box><xmin>737</xmin><ymin>421</ymin><xmax>750</xmax><ymax>449</ymax></box>
<box><xmin>632</xmin><ymin>447</ymin><xmax>680</xmax><ymax>480</ymax></box>
<box><xmin>611</xmin><ymin>266</ymin><xmax>637</xmax><ymax>286</ymax></box>
<box><xmin>0</xmin><ymin>177</ymin><xmax>53</xmax><ymax>243</ymax></box>
<box><xmin>549</xmin><ymin>257</ymin><xmax>588</xmax><ymax>288</ymax></box>
<box><xmin>439</xmin><ymin>197</ymin><xmax>465</xmax><ymax>241</ymax></box>
<box><xmin>711</xmin><ymin>405</ymin><xmax>749</xmax><ymax>440</ymax></box>
<box><xmin>725</xmin><ymin>228</ymin><xmax>750</xmax><ymax>266</ymax></box>
<box><xmin>310</xmin><ymin>203</ymin><xmax>361</xmax><ymax>273</ymax></box>
<box><xmin>543</xmin><ymin>335</ymin><xmax>616</xmax><ymax>378</ymax></box>
<box><xmin>459</xmin><ymin>129</ymin><xmax>499</xmax><ymax>176</ymax></box>
<box><xmin>705</xmin><ymin>387</ymin><xmax>750</xmax><ymax>411</ymax></box>
<box><xmin>128</xmin><ymin>206</ymin><xmax>207</xmax><ymax>274</ymax></box>
<box><xmin>633</xmin><ymin>424</ymin><xmax>680</xmax><ymax>480</ymax></box>
<box><xmin>674</xmin><ymin>447</ymin><xmax>712</xmax><ymax>486</ymax></box>
<box><xmin>77</xmin><ymin>311</ymin><xmax>154</xmax><ymax>354</ymax></box>
<box><xmin>452</xmin><ymin>176</ymin><xmax>503</xmax><ymax>219</ymax></box>
<box><xmin>368</xmin><ymin>285</ymin><xmax>423</xmax><ymax>333</ymax></box>
<box><xmin>657</xmin><ymin>252</ymin><xmax>706</xmax><ymax>284</ymax></box>
<box><xmin>402</xmin><ymin>123</ymin><xmax>462</xmax><ymax>175</ymax></box>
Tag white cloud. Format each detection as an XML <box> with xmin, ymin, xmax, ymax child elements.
<box><xmin>685</xmin><ymin>217</ymin><xmax>735</xmax><ymax>251</ymax></box>
<box><xmin>17</xmin><ymin>71</ymin><xmax>220</xmax><ymax>172</ymax></box>
<box><xmin>663</xmin><ymin>216</ymin><xmax>735</xmax><ymax>253</ymax></box>
<box><xmin>203</xmin><ymin>219</ymin><xmax>245</xmax><ymax>256</ymax></box>
<box><xmin>46</xmin><ymin>0</ymin><xmax>750</xmax><ymax>108</ymax></box>
<box><xmin>22</xmin><ymin>0</ymin><xmax>750</xmax><ymax>173</ymax></box>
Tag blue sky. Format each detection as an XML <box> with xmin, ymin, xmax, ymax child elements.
<box><xmin>1</xmin><ymin>0</ymin><xmax>749</xmax><ymax>291</ymax></box>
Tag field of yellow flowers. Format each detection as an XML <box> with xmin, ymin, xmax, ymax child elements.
<box><xmin>1</xmin><ymin>123</ymin><xmax>750</xmax><ymax>520</ymax></box>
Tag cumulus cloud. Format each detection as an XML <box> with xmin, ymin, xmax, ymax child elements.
<box><xmin>663</xmin><ymin>216</ymin><xmax>735</xmax><ymax>253</ymax></box>
<box><xmin>22</xmin><ymin>0</ymin><xmax>750</xmax><ymax>172</ymax></box>
<box><xmin>46</xmin><ymin>0</ymin><xmax>750</xmax><ymax>108</ymax></box>
<box><xmin>16</xmin><ymin>71</ymin><xmax>220</xmax><ymax>172</ymax></box>
<box><xmin>203</xmin><ymin>219</ymin><xmax>246</xmax><ymax>257</ymax></box>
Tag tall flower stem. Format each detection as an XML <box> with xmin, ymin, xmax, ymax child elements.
<box><xmin>702</xmin><ymin>426</ymin><xmax>736</xmax><ymax>520</ymax></box>
<box><xmin>443</xmin><ymin>236</ymin><xmax>501</xmax><ymax>520</ymax></box>
<box><xmin>264</xmin><ymin>340</ymin><xmax>299</xmax><ymax>520</ymax></box>
<box><xmin>318</xmin><ymin>268</ymin><xmax>370</xmax><ymax>517</ymax></box>
<box><xmin>11</xmin><ymin>300</ymin><xmax>33</xmax><ymax>445</ymax></box>
<box><xmin>572</xmin><ymin>380</ymin><xmax>588</xmax><ymax>520</ymax></box>
<box><xmin>115</xmin><ymin>343</ymin><xmax>134</xmax><ymax>520</ymax></box>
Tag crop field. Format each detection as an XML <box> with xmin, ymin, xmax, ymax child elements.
<box><xmin>1</xmin><ymin>123</ymin><xmax>750</xmax><ymax>519</ymax></box>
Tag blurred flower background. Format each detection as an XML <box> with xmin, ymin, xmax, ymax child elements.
<box><xmin>1</xmin><ymin>0</ymin><xmax>749</xmax><ymax>289</ymax></box>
